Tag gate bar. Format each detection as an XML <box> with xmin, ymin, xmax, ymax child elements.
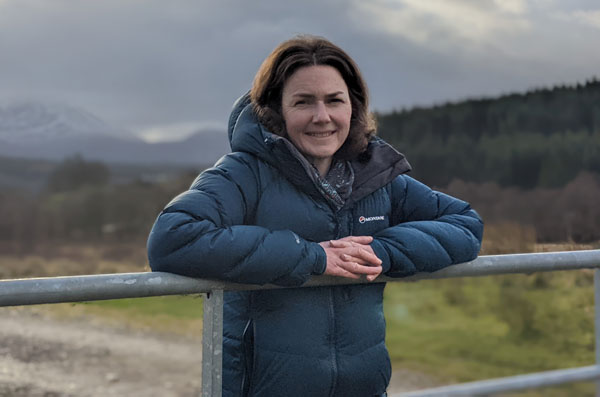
<box><xmin>1</xmin><ymin>250</ymin><xmax>600</xmax><ymax>307</ymax></box>
<box><xmin>394</xmin><ymin>365</ymin><xmax>600</xmax><ymax>396</ymax></box>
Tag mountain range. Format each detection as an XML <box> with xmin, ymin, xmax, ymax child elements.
<box><xmin>0</xmin><ymin>100</ymin><xmax>230</xmax><ymax>166</ymax></box>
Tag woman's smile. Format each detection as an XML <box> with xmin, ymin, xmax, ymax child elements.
<box><xmin>306</xmin><ymin>130</ymin><xmax>336</xmax><ymax>137</ymax></box>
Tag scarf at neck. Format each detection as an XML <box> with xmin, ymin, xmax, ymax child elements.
<box><xmin>312</xmin><ymin>159</ymin><xmax>354</xmax><ymax>211</ymax></box>
<box><xmin>276</xmin><ymin>135</ymin><xmax>355</xmax><ymax>211</ymax></box>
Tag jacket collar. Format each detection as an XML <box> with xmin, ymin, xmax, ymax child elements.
<box><xmin>346</xmin><ymin>137</ymin><xmax>411</xmax><ymax>207</ymax></box>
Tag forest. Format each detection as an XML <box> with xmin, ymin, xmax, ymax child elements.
<box><xmin>377</xmin><ymin>77</ymin><xmax>600</xmax><ymax>189</ymax></box>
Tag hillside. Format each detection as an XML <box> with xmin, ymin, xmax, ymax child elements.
<box><xmin>0</xmin><ymin>101</ymin><xmax>229</xmax><ymax>166</ymax></box>
<box><xmin>376</xmin><ymin>78</ymin><xmax>600</xmax><ymax>189</ymax></box>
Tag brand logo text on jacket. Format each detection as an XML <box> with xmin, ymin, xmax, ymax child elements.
<box><xmin>358</xmin><ymin>215</ymin><xmax>385</xmax><ymax>224</ymax></box>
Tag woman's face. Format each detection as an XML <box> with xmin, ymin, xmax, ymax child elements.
<box><xmin>281</xmin><ymin>65</ymin><xmax>351</xmax><ymax>173</ymax></box>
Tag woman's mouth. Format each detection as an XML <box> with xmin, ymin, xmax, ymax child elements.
<box><xmin>306</xmin><ymin>130</ymin><xmax>335</xmax><ymax>137</ymax></box>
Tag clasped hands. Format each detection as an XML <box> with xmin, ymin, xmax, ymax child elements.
<box><xmin>318</xmin><ymin>236</ymin><xmax>382</xmax><ymax>282</ymax></box>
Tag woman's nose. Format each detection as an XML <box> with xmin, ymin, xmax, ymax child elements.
<box><xmin>312</xmin><ymin>102</ymin><xmax>331</xmax><ymax>123</ymax></box>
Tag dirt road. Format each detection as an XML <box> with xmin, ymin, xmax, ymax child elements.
<box><xmin>0</xmin><ymin>307</ymin><xmax>202</xmax><ymax>397</ymax></box>
<box><xmin>0</xmin><ymin>307</ymin><xmax>436</xmax><ymax>396</ymax></box>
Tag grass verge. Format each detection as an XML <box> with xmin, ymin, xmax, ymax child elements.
<box><xmin>40</xmin><ymin>295</ymin><xmax>204</xmax><ymax>339</ymax></box>
<box><xmin>384</xmin><ymin>271</ymin><xmax>595</xmax><ymax>396</ymax></box>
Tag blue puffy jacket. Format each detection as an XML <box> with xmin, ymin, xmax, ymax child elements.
<box><xmin>147</xmin><ymin>94</ymin><xmax>483</xmax><ymax>396</ymax></box>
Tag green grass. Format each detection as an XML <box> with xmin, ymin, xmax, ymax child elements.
<box><xmin>383</xmin><ymin>271</ymin><xmax>596</xmax><ymax>396</ymax></box>
<box><xmin>81</xmin><ymin>295</ymin><xmax>204</xmax><ymax>319</ymax></box>
<box><xmin>46</xmin><ymin>295</ymin><xmax>204</xmax><ymax>337</ymax></box>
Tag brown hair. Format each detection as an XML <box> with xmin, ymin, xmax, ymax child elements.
<box><xmin>250</xmin><ymin>35</ymin><xmax>376</xmax><ymax>160</ymax></box>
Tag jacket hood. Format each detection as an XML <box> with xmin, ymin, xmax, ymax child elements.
<box><xmin>227</xmin><ymin>91</ymin><xmax>252</xmax><ymax>148</ymax></box>
<box><xmin>226</xmin><ymin>92</ymin><xmax>412</xmax><ymax>206</ymax></box>
<box><xmin>227</xmin><ymin>92</ymin><xmax>284</xmax><ymax>164</ymax></box>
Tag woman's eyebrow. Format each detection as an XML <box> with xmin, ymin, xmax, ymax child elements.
<box><xmin>292</xmin><ymin>91</ymin><xmax>345</xmax><ymax>98</ymax></box>
<box><xmin>291</xmin><ymin>93</ymin><xmax>315</xmax><ymax>98</ymax></box>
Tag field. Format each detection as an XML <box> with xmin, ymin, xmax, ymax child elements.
<box><xmin>1</xmin><ymin>226</ymin><xmax>599</xmax><ymax>395</ymax></box>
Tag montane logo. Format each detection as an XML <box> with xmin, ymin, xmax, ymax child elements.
<box><xmin>358</xmin><ymin>215</ymin><xmax>385</xmax><ymax>224</ymax></box>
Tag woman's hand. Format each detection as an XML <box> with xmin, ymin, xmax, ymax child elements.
<box><xmin>319</xmin><ymin>236</ymin><xmax>383</xmax><ymax>281</ymax></box>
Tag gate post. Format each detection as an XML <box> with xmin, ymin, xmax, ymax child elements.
<box><xmin>595</xmin><ymin>270</ymin><xmax>600</xmax><ymax>397</ymax></box>
<box><xmin>202</xmin><ymin>289</ymin><xmax>224</xmax><ymax>397</ymax></box>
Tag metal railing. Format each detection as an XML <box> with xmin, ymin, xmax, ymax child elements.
<box><xmin>2</xmin><ymin>249</ymin><xmax>600</xmax><ymax>396</ymax></box>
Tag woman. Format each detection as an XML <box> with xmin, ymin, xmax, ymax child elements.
<box><xmin>148</xmin><ymin>35</ymin><xmax>483</xmax><ymax>397</ymax></box>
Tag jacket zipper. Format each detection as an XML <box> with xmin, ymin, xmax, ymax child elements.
<box><xmin>328</xmin><ymin>287</ymin><xmax>338</xmax><ymax>397</ymax></box>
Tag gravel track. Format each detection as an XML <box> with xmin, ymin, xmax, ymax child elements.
<box><xmin>0</xmin><ymin>307</ymin><xmax>436</xmax><ymax>396</ymax></box>
<box><xmin>0</xmin><ymin>307</ymin><xmax>202</xmax><ymax>396</ymax></box>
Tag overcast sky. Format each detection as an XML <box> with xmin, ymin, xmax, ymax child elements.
<box><xmin>1</xmin><ymin>0</ymin><xmax>599</xmax><ymax>142</ymax></box>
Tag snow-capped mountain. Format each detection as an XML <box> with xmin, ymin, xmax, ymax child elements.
<box><xmin>0</xmin><ymin>100</ymin><xmax>229</xmax><ymax>165</ymax></box>
<box><xmin>0</xmin><ymin>100</ymin><xmax>136</xmax><ymax>144</ymax></box>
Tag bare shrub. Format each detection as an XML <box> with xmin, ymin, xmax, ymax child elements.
<box><xmin>481</xmin><ymin>223</ymin><xmax>536</xmax><ymax>254</ymax></box>
<box><xmin>554</xmin><ymin>172</ymin><xmax>600</xmax><ymax>243</ymax></box>
<box><xmin>444</xmin><ymin>172</ymin><xmax>600</xmax><ymax>244</ymax></box>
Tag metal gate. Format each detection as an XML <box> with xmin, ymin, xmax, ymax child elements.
<box><xmin>2</xmin><ymin>250</ymin><xmax>600</xmax><ymax>396</ymax></box>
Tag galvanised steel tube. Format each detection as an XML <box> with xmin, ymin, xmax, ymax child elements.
<box><xmin>0</xmin><ymin>272</ymin><xmax>232</xmax><ymax>307</ymax></box>
<box><xmin>1</xmin><ymin>250</ymin><xmax>600</xmax><ymax>307</ymax></box>
<box><xmin>403</xmin><ymin>249</ymin><xmax>600</xmax><ymax>280</ymax></box>
<box><xmin>393</xmin><ymin>365</ymin><xmax>600</xmax><ymax>396</ymax></box>
<box><xmin>595</xmin><ymin>270</ymin><xmax>600</xmax><ymax>396</ymax></box>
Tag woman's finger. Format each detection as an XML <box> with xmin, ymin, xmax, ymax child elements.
<box><xmin>328</xmin><ymin>239</ymin><xmax>350</xmax><ymax>248</ymax></box>
<box><xmin>339</xmin><ymin>247</ymin><xmax>381</xmax><ymax>266</ymax></box>
<box><xmin>340</xmin><ymin>235</ymin><xmax>373</xmax><ymax>244</ymax></box>
<box><xmin>340</xmin><ymin>253</ymin><xmax>375</xmax><ymax>266</ymax></box>
<box><xmin>350</xmin><ymin>247</ymin><xmax>382</xmax><ymax>266</ymax></box>
<box><xmin>340</xmin><ymin>260</ymin><xmax>382</xmax><ymax>275</ymax></box>
<box><xmin>328</xmin><ymin>236</ymin><xmax>373</xmax><ymax>248</ymax></box>
<box><xmin>366</xmin><ymin>270</ymin><xmax>382</xmax><ymax>282</ymax></box>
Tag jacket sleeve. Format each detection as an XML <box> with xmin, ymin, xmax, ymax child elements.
<box><xmin>147</xmin><ymin>154</ymin><xmax>327</xmax><ymax>286</ymax></box>
<box><xmin>370</xmin><ymin>175</ymin><xmax>483</xmax><ymax>277</ymax></box>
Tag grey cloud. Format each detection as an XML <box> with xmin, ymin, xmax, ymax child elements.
<box><xmin>0</xmin><ymin>0</ymin><xmax>599</xmax><ymax>138</ymax></box>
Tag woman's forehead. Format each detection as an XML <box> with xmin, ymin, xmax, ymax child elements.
<box><xmin>283</xmin><ymin>65</ymin><xmax>348</xmax><ymax>96</ymax></box>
